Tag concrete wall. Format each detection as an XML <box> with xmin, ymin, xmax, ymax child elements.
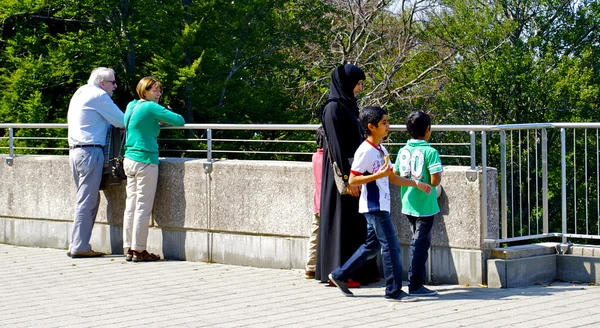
<box><xmin>0</xmin><ymin>155</ymin><xmax>497</xmax><ymax>284</ymax></box>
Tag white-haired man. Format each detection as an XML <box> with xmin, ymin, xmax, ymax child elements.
<box><xmin>67</xmin><ymin>67</ymin><xmax>124</xmax><ymax>258</ymax></box>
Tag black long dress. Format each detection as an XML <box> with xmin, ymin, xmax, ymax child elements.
<box><xmin>315</xmin><ymin>65</ymin><xmax>379</xmax><ymax>284</ymax></box>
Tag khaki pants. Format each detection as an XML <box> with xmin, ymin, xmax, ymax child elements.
<box><xmin>305</xmin><ymin>213</ymin><xmax>320</xmax><ymax>272</ymax></box>
<box><xmin>123</xmin><ymin>158</ymin><xmax>159</xmax><ymax>251</ymax></box>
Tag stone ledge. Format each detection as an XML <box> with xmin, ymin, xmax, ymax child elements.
<box><xmin>490</xmin><ymin>242</ymin><xmax>558</xmax><ymax>259</ymax></box>
<box><xmin>569</xmin><ymin>245</ymin><xmax>600</xmax><ymax>257</ymax></box>
<box><xmin>487</xmin><ymin>254</ymin><xmax>556</xmax><ymax>288</ymax></box>
<box><xmin>556</xmin><ymin>255</ymin><xmax>600</xmax><ymax>283</ymax></box>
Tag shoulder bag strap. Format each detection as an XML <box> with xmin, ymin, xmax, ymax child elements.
<box><xmin>118</xmin><ymin>100</ymin><xmax>144</xmax><ymax>156</ymax></box>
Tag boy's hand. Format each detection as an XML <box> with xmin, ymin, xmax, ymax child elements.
<box><xmin>376</xmin><ymin>161</ymin><xmax>392</xmax><ymax>178</ymax></box>
<box><xmin>346</xmin><ymin>184</ymin><xmax>360</xmax><ymax>197</ymax></box>
<box><xmin>415</xmin><ymin>181</ymin><xmax>432</xmax><ymax>195</ymax></box>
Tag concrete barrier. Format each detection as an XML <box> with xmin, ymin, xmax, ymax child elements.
<box><xmin>0</xmin><ymin>155</ymin><xmax>497</xmax><ymax>285</ymax></box>
<box><xmin>486</xmin><ymin>243</ymin><xmax>600</xmax><ymax>287</ymax></box>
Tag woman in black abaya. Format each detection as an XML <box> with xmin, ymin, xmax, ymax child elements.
<box><xmin>315</xmin><ymin>64</ymin><xmax>380</xmax><ymax>285</ymax></box>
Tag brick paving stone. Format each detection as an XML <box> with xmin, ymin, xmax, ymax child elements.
<box><xmin>3</xmin><ymin>244</ymin><xmax>600</xmax><ymax>327</ymax></box>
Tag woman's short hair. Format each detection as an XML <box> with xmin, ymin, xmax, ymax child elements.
<box><xmin>87</xmin><ymin>67</ymin><xmax>115</xmax><ymax>86</ymax></box>
<box><xmin>136</xmin><ymin>76</ymin><xmax>163</xmax><ymax>100</ymax></box>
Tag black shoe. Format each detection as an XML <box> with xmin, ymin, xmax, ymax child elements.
<box><xmin>328</xmin><ymin>273</ymin><xmax>353</xmax><ymax>297</ymax></box>
<box><xmin>385</xmin><ymin>291</ymin><xmax>419</xmax><ymax>302</ymax></box>
<box><xmin>409</xmin><ymin>286</ymin><xmax>438</xmax><ymax>296</ymax></box>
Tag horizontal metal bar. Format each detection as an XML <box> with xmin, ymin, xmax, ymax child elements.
<box><xmin>210</xmin><ymin>150</ymin><xmax>312</xmax><ymax>155</ymax></box>
<box><xmin>0</xmin><ymin>147</ymin><xmax>471</xmax><ymax>158</ymax></box>
<box><xmin>160</xmin><ymin>149</ymin><xmax>207</xmax><ymax>153</ymax></box>
<box><xmin>0</xmin><ymin>123</ymin><xmax>68</xmax><ymax>129</ymax></box>
<box><xmin>549</xmin><ymin>123</ymin><xmax>600</xmax><ymax>129</ymax></box>
<box><xmin>561</xmin><ymin>233</ymin><xmax>600</xmax><ymax>240</ymax></box>
<box><xmin>0</xmin><ymin>147</ymin><xmax>68</xmax><ymax>150</ymax></box>
<box><xmin>158</xmin><ymin>138</ymin><xmax>313</xmax><ymax>144</ymax></box>
<box><xmin>1</xmin><ymin>137</ymin><xmax>68</xmax><ymax>140</ymax></box>
<box><xmin>385</xmin><ymin>142</ymin><xmax>470</xmax><ymax>146</ymax></box>
<box><xmin>162</xmin><ymin>149</ymin><xmax>313</xmax><ymax>156</ymax></box>
<box><xmin>439</xmin><ymin>155</ymin><xmax>471</xmax><ymax>159</ymax></box>
<box><xmin>214</xmin><ymin>139</ymin><xmax>314</xmax><ymax>144</ymax></box>
<box><xmin>157</xmin><ymin>138</ymin><xmax>207</xmax><ymax>142</ymax></box>
<box><xmin>495</xmin><ymin>233</ymin><xmax>562</xmax><ymax>243</ymax></box>
<box><xmin>3</xmin><ymin>122</ymin><xmax>600</xmax><ymax>131</ymax></box>
<box><xmin>161</xmin><ymin>124</ymin><xmax>321</xmax><ymax>130</ymax></box>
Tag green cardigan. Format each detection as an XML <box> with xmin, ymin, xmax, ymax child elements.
<box><xmin>123</xmin><ymin>99</ymin><xmax>185</xmax><ymax>164</ymax></box>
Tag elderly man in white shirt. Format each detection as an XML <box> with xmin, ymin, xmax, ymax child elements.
<box><xmin>67</xmin><ymin>67</ymin><xmax>125</xmax><ymax>258</ymax></box>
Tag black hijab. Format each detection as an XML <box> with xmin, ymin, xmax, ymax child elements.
<box><xmin>327</xmin><ymin>64</ymin><xmax>366</xmax><ymax>117</ymax></box>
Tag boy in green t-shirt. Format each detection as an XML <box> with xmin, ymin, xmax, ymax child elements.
<box><xmin>394</xmin><ymin>111</ymin><xmax>443</xmax><ymax>296</ymax></box>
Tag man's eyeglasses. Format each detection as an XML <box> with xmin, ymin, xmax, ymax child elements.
<box><xmin>104</xmin><ymin>80</ymin><xmax>117</xmax><ymax>84</ymax></box>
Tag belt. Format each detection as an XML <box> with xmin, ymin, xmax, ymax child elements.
<box><xmin>69</xmin><ymin>144</ymin><xmax>104</xmax><ymax>150</ymax></box>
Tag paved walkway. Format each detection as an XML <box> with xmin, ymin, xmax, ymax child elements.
<box><xmin>1</xmin><ymin>244</ymin><xmax>599</xmax><ymax>328</ymax></box>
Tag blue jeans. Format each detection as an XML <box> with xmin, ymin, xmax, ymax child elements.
<box><xmin>406</xmin><ymin>215</ymin><xmax>434</xmax><ymax>291</ymax></box>
<box><xmin>331</xmin><ymin>211</ymin><xmax>403</xmax><ymax>297</ymax></box>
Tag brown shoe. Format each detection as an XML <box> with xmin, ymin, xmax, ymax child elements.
<box><xmin>69</xmin><ymin>250</ymin><xmax>105</xmax><ymax>258</ymax></box>
<box><xmin>305</xmin><ymin>271</ymin><xmax>315</xmax><ymax>279</ymax></box>
<box><xmin>132</xmin><ymin>250</ymin><xmax>160</xmax><ymax>262</ymax></box>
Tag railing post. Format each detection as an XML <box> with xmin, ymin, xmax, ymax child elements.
<box><xmin>205</xmin><ymin>128</ymin><xmax>213</xmax><ymax>263</ymax></box>
<box><xmin>500</xmin><ymin>130</ymin><xmax>507</xmax><ymax>239</ymax></box>
<box><xmin>203</xmin><ymin>128</ymin><xmax>213</xmax><ymax>174</ymax></box>
<box><xmin>542</xmin><ymin>129</ymin><xmax>548</xmax><ymax>234</ymax></box>
<box><xmin>207</xmin><ymin>128</ymin><xmax>212</xmax><ymax>162</ymax></box>
<box><xmin>465</xmin><ymin>131</ymin><xmax>477</xmax><ymax>182</ymax></box>
<box><xmin>561</xmin><ymin>128</ymin><xmax>567</xmax><ymax>243</ymax></box>
<box><xmin>470</xmin><ymin>131</ymin><xmax>476</xmax><ymax>170</ymax></box>
<box><xmin>6</xmin><ymin>127</ymin><xmax>14</xmax><ymax>166</ymax></box>
<box><xmin>481</xmin><ymin>131</ymin><xmax>488</xmax><ymax>240</ymax></box>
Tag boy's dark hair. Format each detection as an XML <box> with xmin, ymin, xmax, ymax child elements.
<box><xmin>359</xmin><ymin>106</ymin><xmax>387</xmax><ymax>136</ymax></box>
<box><xmin>406</xmin><ymin>111</ymin><xmax>431</xmax><ymax>139</ymax></box>
<box><xmin>315</xmin><ymin>126</ymin><xmax>325</xmax><ymax>149</ymax></box>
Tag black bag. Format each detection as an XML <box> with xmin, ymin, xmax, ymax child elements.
<box><xmin>100</xmin><ymin>126</ymin><xmax>126</xmax><ymax>189</ymax></box>
<box><xmin>109</xmin><ymin>102</ymin><xmax>143</xmax><ymax>181</ymax></box>
<box><xmin>110</xmin><ymin>156</ymin><xmax>127</xmax><ymax>181</ymax></box>
<box><xmin>108</xmin><ymin>125</ymin><xmax>127</xmax><ymax>181</ymax></box>
<box><xmin>101</xmin><ymin>102</ymin><xmax>144</xmax><ymax>187</ymax></box>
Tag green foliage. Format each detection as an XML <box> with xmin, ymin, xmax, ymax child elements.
<box><xmin>0</xmin><ymin>0</ymin><xmax>598</xmax><ymax>158</ymax></box>
<box><xmin>430</xmin><ymin>0</ymin><xmax>600</xmax><ymax>125</ymax></box>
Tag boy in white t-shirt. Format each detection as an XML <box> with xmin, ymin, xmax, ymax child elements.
<box><xmin>328</xmin><ymin>106</ymin><xmax>432</xmax><ymax>302</ymax></box>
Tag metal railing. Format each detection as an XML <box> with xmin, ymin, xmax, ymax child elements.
<box><xmin>1</xmin><ymin>122</ymin><xmax>600</xmax><ymax>245</ymax></box>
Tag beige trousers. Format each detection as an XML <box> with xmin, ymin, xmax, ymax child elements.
<box><xmin>123</xmin><ymin>158</ymin><xmax>159</xmax><ymax>251</ymax></box>
<box><xmin>305</xmin><ymin>213</ymin><xmax>320</xmax><ymax>272</ymax></box>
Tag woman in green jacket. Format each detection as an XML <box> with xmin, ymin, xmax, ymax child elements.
<box><xmin>123</xmin><ymin>77</ymin><xmax>185</xmax><ymax>262</ymax></box>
